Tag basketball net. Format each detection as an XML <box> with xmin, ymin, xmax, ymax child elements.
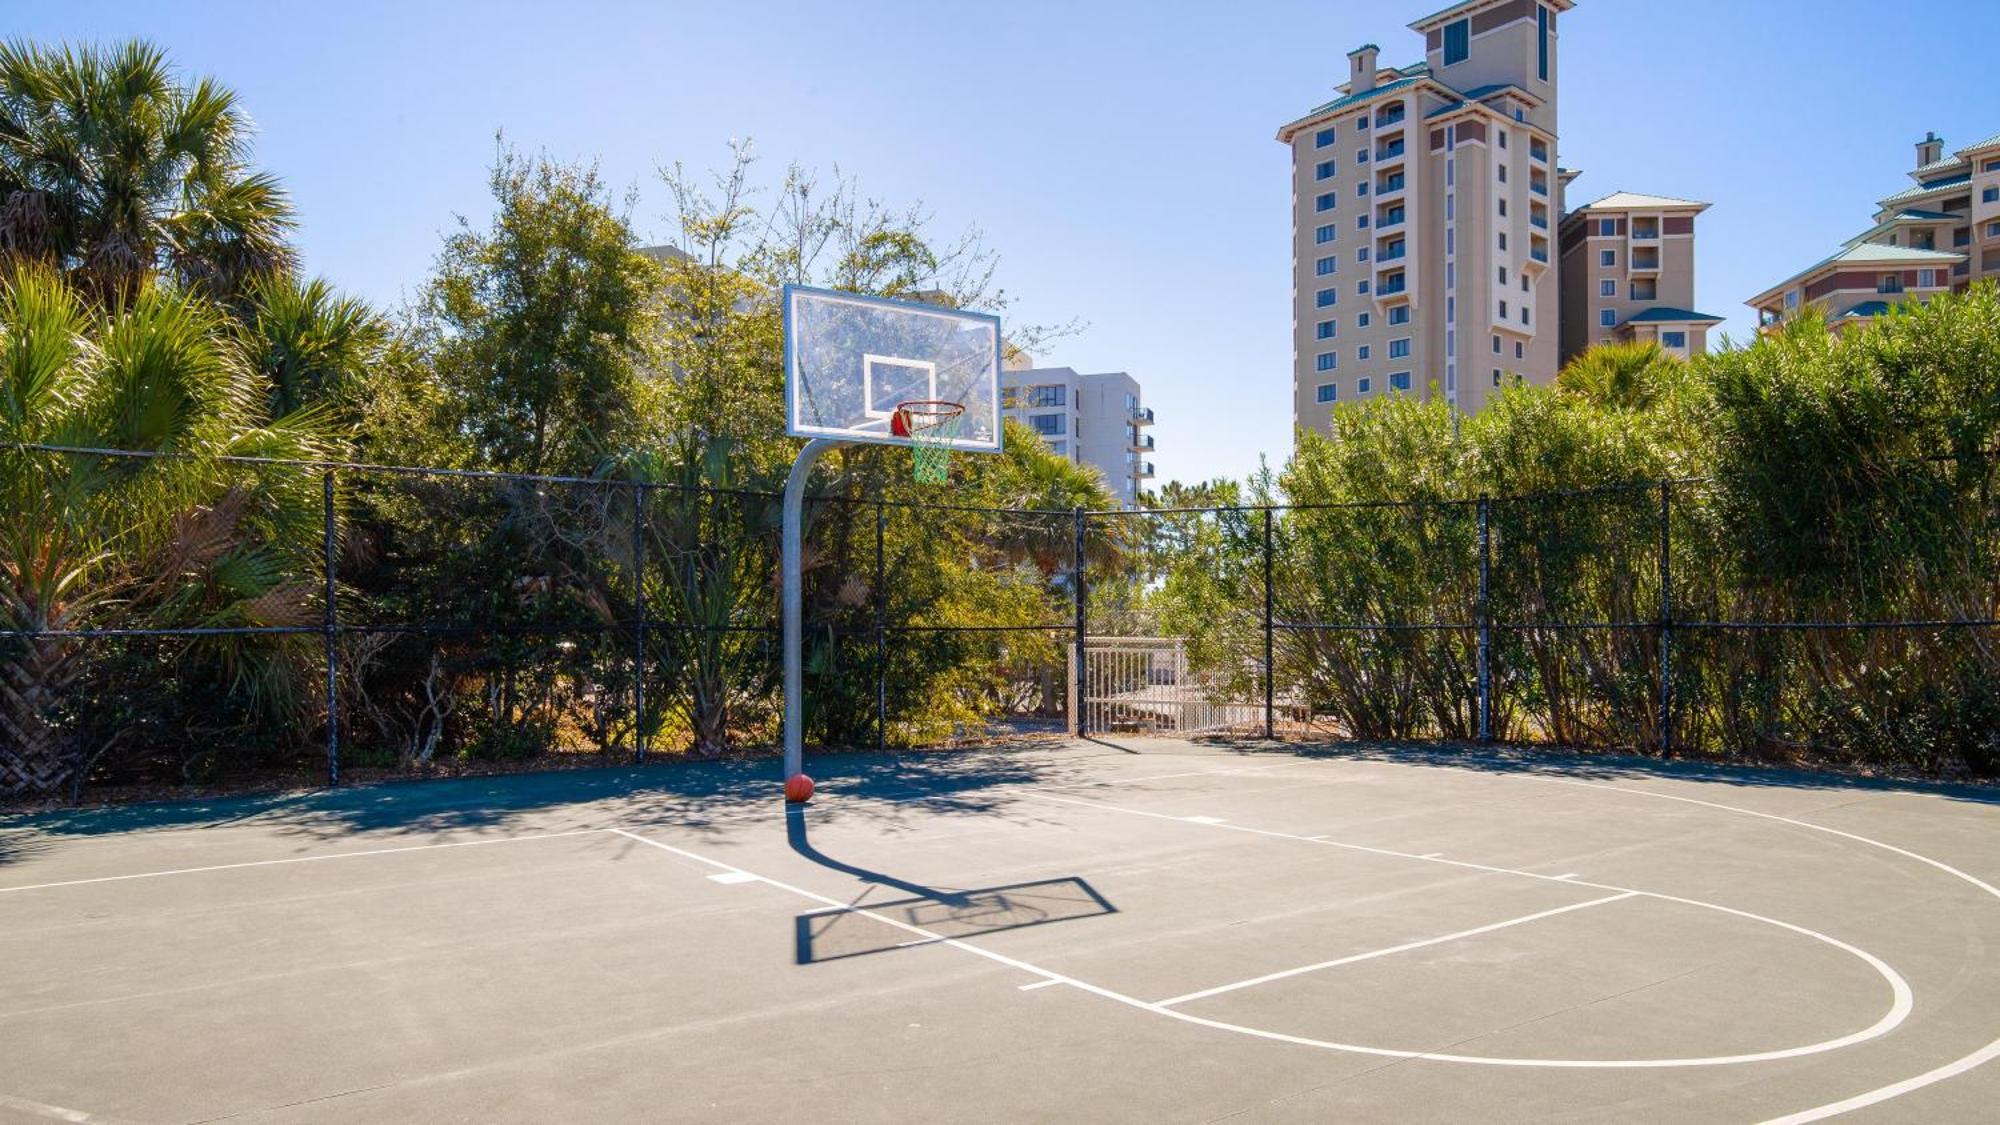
<box><xmin>892</xmin><ymin>400</ymin><xmax>966</xmax><ymax>485</ymax></box>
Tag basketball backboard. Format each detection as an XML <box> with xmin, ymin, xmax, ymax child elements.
<box><xmin>783</xmin><ymin>284</ymin><xmax>1002</xmax><ymax>451</ymax></box>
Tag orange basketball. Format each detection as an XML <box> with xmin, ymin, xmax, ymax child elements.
<box><xmin>784</xmin><ymin>774</ymin><xmax>815</xmax><ymax>804</ymax></box>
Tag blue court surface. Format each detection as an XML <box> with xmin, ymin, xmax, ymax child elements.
<box><xmin>3</xmin><ymin>739</ymin><xmax>1996</xmax><ymax>1122</ymax></box>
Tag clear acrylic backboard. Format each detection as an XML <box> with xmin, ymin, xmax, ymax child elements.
<box><xmin>783</xmin><ymin>284</ymin><xmax>1002</xmax><ymax>451</ymax></box>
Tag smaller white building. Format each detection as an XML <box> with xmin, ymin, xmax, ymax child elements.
<box><xmin>1001</xmin><ymin>362</ymin><xmax>1156</xmax><ymax>508</ymax></box>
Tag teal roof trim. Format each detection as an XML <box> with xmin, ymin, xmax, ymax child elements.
<box><xmin>1625</xmin><ymin>307</ymin><xmax>1725</xmax><ymax>324</ymax></box>
<box><xmin>1296</xmin><ymin>76</ymin><xmax>1427</xmax><ymax>122</ymax></box>
<box><xmin>1883</xmin><ymin>174</ymin><xmax>1971</xmax><ymax>205</ymax></box>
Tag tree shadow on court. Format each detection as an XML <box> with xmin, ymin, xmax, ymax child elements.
<box><xmin>1177</xmin><ymin>737</ymin><xmax>2000</xmax><ymax>808</ymax></box>
<box><xmin>786</xmin><ymin>803</ymin><xmax>1116</xmax><ymax>965</ymax></box>
<box><xmin>0</xmin><ymin>745</ymin><xmax>1110</xmax><ymax>864</ymax></box>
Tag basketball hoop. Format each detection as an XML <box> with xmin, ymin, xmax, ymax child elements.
<box><xmin>892</xmin><ymin>400</ymin><xmax>966</xmax><ymax>485</ymax></box>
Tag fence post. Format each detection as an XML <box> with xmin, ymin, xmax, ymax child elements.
<box><xmin>876</xmin><ymin>496</ymin><xmax>887</xmax><ymax>751</ymax></box>
<box><xmin>321</xmin><ymin>469</ymin><xmax>340</xmax><ymax>786</ymax></box>
<box><xmin>1262</xmin><ymin>506</ymin><xmax>1275</xmax><ymax>740</ymax></box>
<box><xmin>1657</xmin><ymin>480</ymin><xmax>1673</xmax><ymax>755</ymax></box>
<box><xmin>1476</xmin><ymin>494</ymin><xmax>1493</xmax><ymax>743</ymax></box>
<box><xmin>1073</xmin><ymin>507</ymin><xmax>1088</xmax><ymax>738</ymax></box>
<box><xmin>632</xmin><ymin>481</ymin><xmax>648</xmax><ymax>762</ymax></box>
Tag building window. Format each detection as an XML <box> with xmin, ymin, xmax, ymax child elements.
<box><xmin>1316</xmin><ymin>383</ymin><xmax>1337</xmax><ymax>404</ymax></box>
<box><xmin>1498</xmin><ymin>266</ymin><xmax>1509</xmax><ymax>285</ymax></box>
<box><xmin>1785</xmin><ymin>290</ymin><xmax>1799</xmax><ymax>310</ymax></box>
<box><xmin>1358</xmin><ymin>215</ymin><xmax>1370</xmax><ymax>229</ymax></box>
<box><xmin>1601</xmin><ymin>249</ymin><xmax>1617</xmax><ymax>267</ymax></box>
<box><xmin>1316</xmin><ymin>320</ymin><xmax>1336</xmax><ymax>340</ymax></box>
<box><xmin>1878</xmin><ymin>274</ymin><xmax>1904</xmax><ymax>294</ymax></box>
<box><xmin>1316</xmin><ymin>192</ymin><xmax>1336</xmax><ymax>212</ymax></box>
<box><xmin>1316</xmin><ymin>160</ymin><xmax>1336</xmax><ymax>181</ymax></box>
<box><xmin>1388</xmin><ymin>305</ymin><xmax>1410</xmax><ymax>325</ymax></box>
<box><xmin>1358</xmin><ymin>118</ymin><xmax>1369</xmax><ymax>133</ymax></box>
<box><xmin>1989</xmin><ymin>221</ymin><xmax>2000</xmax><ymax>239</ymax></box>
<box><xmin>1049</xmin><ymin>440</ymin><xmax>1066</xmax><ymax>456</ymax></box>
<box><xmin>1661</xmin><ymin>331</ymin><xmax>1687</xmax><ymax>349</ymax></box>
<box><xmin>1316</xmin><ymin>288</ymin><xmax>1336</xmax><ymax>308</ymax></box>
<box><xmin>1515</xmin><ymin>341</ymin><xmax>1525</xmax><ymax>359</ymax></box>
<box><xmin>1497</xmin><ymin>130</ymin><xmax>1508</xmax><ymax>150</ymax></box>
<box><xmin>1316</xmin><ymin>223</ymin><xmax>1336</xmax><ymax>244</ymax></box>
<box><xmin>1600</xmin><ymin>308</ymin><xmax>1617</xmax><ymax>327</ymax></box>
<box><xmin>1359</xmin><ymin>280</ymin><xmax>1371</xmax><ymax>295</ymax></box>
<box><xmin>1358</xmin><ymin>376</ymin><xmax>1373</xmax><ymax>394</ymax></box>
<box><xmin>1357</xmin><ymin>312</ymin><xmax>1371</xmax><ymax>329</ymax></box>
<box><xmin>1497</xmin><ymin>164</ymin><xmax>1508</xmax><ymax>183</ymax></box>
<box><xmin>1357</xmin><ymin>148</ymin><xmax>1369</xmax><ymax>165</ymax></box>
<box><xmin>1499</xmin><ymin>300</ymin><xmax>1509</xmax><ymax>318</ymax></box>
<box><xmin>1357</xmin><ymin>182</ymin><xmax>1370</xmax><ymax>197</ymax></box>
<box><xmin>1358</xmin><ymin>345</ymin><xmax>1371</xmax><ymax>360</ymax></box>
<box><xmin>1599</xmin><ymin>279</ymin><xmax>1616</xmax><ymax>297</ymax></box>
<box><xmin>1388</xmin><ymin>338</ymin><xmax>1411</xmax><ymax>359</ymax></box>
<box><xmin>1537</xmin><ymin>4</ymin><xmax>1550</xmax><ymax>81</ymax></box>
<box><xmin>1987</xmin><ymin>159</ymin><xmax>2000</xmax><ymax>172</ymax></box>
<box><xmin>1985</xmin><ymin>187</ymin><xmax>1999</xmax><ymax>203</ymax></box>
<box><xmin>1919</xmin><ymin>269</ymin><xmax>1939</xmax><ymax>287</ymax></box>
<box><xmin>1026</xmin><ymin>384</ymin><xmax>1066</xmax><ymax>407</ymax></box>
<box><xmin>1521</xmin><ymin>306</ymin><xmax>1530</xmax><ymax>326</ymax></box>
<box><xmin>1492</xmin><ymin>369</ymin><xmax>1503</xmax><ymax>386</ymax></box>
<box><xmin>1315</xmin><ymin>127</ymin><xmax>1335</xmax><ymax>148</ymax></box>
<box><xmin>1029</xmin><ymin>413</ymin><xmax>1065</xmax><ymax>436</ymax></box>
<box><xmin>1498</xmin><ymin>198</ymin><xmax>1508</xmax><ymax>217</ymax></box>
<box><xmin>1359</xmin><ymin>247</ymin><xmax>1371</xmax><ymax>262</ymax></box>
<box><xmin>1390</xmin><ymin>371</ymin><xmax>1413</xmax><ymax>391</ymax></box>
<box><xmin>1316</xmin><ymin>256</ymin><xmax>1337</xmax><ymax>276</ymax></box>
<box><xmin>1499</xmin><ymin>232</ymin><xmax>1509</xmax><ymax>251</ymax></box>
<box><xmin>1316</xmin><ymin>353</ymin><xmax>1336</xmax><ymax>372</ymax></box>
<box><xmin>1443</xmin><ymin>18</ymin><xmax>1470</xmax><ymax>65</ymax></box>
<box><xmin>1492</xmin><ymin>335</ymin><xmax>1502</xmax><ymax>354</ymax></box>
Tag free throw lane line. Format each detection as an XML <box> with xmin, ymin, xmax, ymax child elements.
<box><xmin>1154</xmin><ymin>892</ymin><xmax>1637</xmax><ymax>1007</ymax></box>
<box><xmin>609</xmin><ymin>825</ymin><xmax>1908</xmax><ymax>1069</ymax></box>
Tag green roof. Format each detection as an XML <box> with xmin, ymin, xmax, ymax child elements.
<box><xmin>1957</xmin><ymin>132</ymin><xmax>2000</xmax><ymax>156</ymax></box>
<box><xmin>1912</xmin><ymin>156</ymin><xmax>1967</xmax><ymax>178</ymax></box>
<box><xmin>1283</xmin><ymin>76</ymin><xmax>1428</xmax><ymax>135</ymax></box>
<box><xmin>1625</xmin><ymin>307</ymin><xmax>1725</xmax><ymax>324</ymax></box>
<box><xmin>1880</xmin><ymin>175</ymin><xmax>1971</xmax><ymax>205</ymax></box>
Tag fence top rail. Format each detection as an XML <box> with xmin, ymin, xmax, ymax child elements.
<box><xmin>13</xmin><ymin>442</ymin><xmax>1995</xmax><ymax>521</ymax></box>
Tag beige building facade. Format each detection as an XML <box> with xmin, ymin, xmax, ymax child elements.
<box><xmin>1279</xmin><ymin>0</ymin><xmax>1572</xmax><ymax>438</ymax></box>
<box><xmin>1557</xmin><ymin>192</ymin><xmax>1721</xmax><ymax>362</ymax></box>
<box><xmin>1749</xmin><ymin>130</ymin><xmax>1998</xmax><ymax>331</ymax></box>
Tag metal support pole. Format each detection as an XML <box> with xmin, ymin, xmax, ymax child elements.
<box><xmin>632</xmin><ymin>481</ymin><xmax>648</xmax><ymax>761</ymax></box>
<box><xmin>1262</xmin><ymin>506</ymin><xmax>1275</xmax><ymax>740</ymax></box>
<box><xmin>875</xmin><ymin>496</ymin><xmax>887</xmax><ymax>751</ymax></box>
<box><xmin>783</xmin><ymin>438</ymin><xmax>844</xmax><ymax>781</ymax></box>
<box><xmin>1476</xmin><ymin>495</ymin><xmax>1493</xmax><ymax>743</ymax></box>
<box><xmin>321</xmin><ymin>470</ymin><xmax>340</xmax><ymax>786</ymax></box>
<box><xmin>1073</xmin><ymin>507</ymin><xmax>1088</xmax><ymax>738</ymax></box>
<box><xmin>1657</xmin><ymin>480</ymin><xmax>1673</xmax><ymax>755</ymax></box>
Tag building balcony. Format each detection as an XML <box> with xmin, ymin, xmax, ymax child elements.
<box><xmin>1376</xmin><ymin>244</ymin><xmax>1407</xmax><ymax>263</ymax></box>
<box><xmin>1375</xmin><ymin>276</ymin><xmax>1408</xmax><ymax>298</ymax></box>
<box><xmin>1375</xmin><ymin>173</ymin><xmax>1407</xmax><ymax>198</ymax></box>
<box><xmin>1630</xmin><ymin>250</ymin><xmax>1662</xmax><ymax>274</ymax></box>
<box><xmin>1129</xmin><ymin>433</ymin><xmax>1155</xmax><ymax>452</ymax></box>
<box><xmin>1529</xmin><ymin>214</ymin><xmax>1548</xmax><ymax>231</ymax></box>
<box><xmin>1130</xmin><ymin>405</ymin><xmax>1155</xmax><ymax>425</ymax></box>
<box><xmin>1529</xmin><ymin>139</ymin><xmax>1549</xmax><ymax>163</ymax></box>
<box><xmin>1375</xmin><ymin>106</ymin><xmax>1406</xmax><ymax>128</ymax></box>
<box><xmin>1529</xmin><ymin>178</ymin><xmax>1549</xmax><ymax>198</ymax></box>
<box><xmin>1375</xmin><ymin>140</ymin><xmax>1407</xmax><ymax>165</ymax></box>
<box><xmin>1136</xmin><ymin>461</ymin><xmax>1156</xmax><ymax>479</ymax></box>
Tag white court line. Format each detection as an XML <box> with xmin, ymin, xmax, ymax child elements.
<box><xmin>1419</xmin><ymin>852</ymin><xmax>1444</xmax><ymax>859</ymax></box>
<box><xmin>1018</xmin><ymin>979</ymin><xmax>1063</xmax><ymax>992</ymax></box>
<box><xmin>1552</xmin><ymin>873</ymin><xmax>1580</xmax><ymax>880</ymax></box>
<box><xmin>1182</xmin><ymin>816</ymin><xmax>1226</xmax><ymax>825</ymax></box>
<box><xmin>0</xmin><ymin>1093</ymin><xmax>133</xmax><ymax>1123</ymax></box>
<box><xmin>708</xmin><ymin>871</ymin><xmax>761</xmax><ymax>885</ymax></box>
<box><xmin>0</xmin><ymin>829</ymin><xmax>606</xmax><ymax>894</ymax></box>
<box><xmin>1154</xmin><ymin>892</ymin><xmax>1637</xmax><ymax>1007</ymax></box>
<box><xmin>609</xmin><ymin>825</ymin><xmax>1909</xmax><ymax>1069</ymax></box>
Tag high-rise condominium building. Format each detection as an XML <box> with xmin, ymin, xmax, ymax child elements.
<box><xmin>1748</xmin><ymin>131</ymin><xmax>1998</xmax><ymax>332</ymax></box>
<box><xmin>1557</xmin><ymin>192</ymin><xmax>1723</xmax><ymax>363</ymax></box>
<box><xmin>1279</xmin><ymin>0</ymin><xmax>1572</xmax><ymax>437</ymax></box>
<box><xmin>1000</xmin><ymin>361</ymin><xmax>1155</xmax><ymax>508</ymax></box>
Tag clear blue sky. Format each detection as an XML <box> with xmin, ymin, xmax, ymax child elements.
<box><xmin>21</xmin><ymin>0</ymin><xmax>2000</xmax><ymax>486</ymax></box>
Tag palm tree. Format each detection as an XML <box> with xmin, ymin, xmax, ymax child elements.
<box><xmin>0</xmin><ymin>40</ymin><xmax>294</xmax><ymax>307</ymax></box>
<box><xmin>0</xmin><ymin>266</ymin><xmax>333</xmax><ymax>796</ymax></box>
<box><xmin>236</xmin><ymin>272</ymin><xmax>391</xmax><ymax>418</ymax></box>
<box><xmin>1556</xmin><ymin>340</ymin><xmax>1686</xmax><ymax>412</ymax></box>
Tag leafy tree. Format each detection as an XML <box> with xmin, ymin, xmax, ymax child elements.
<box><xmin>408</xmin><ymin>143</ymin><xmax>660</xmax><ymax>476</ymax></box>
<box><xmin>0</xmin><ymin>41</ymin><xmax>293</xmax><ymax>306</ymax></box>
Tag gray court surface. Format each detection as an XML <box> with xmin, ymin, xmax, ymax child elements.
<box><xmin>3</xmin><ymin>740</ymin><xmax>1997</xmax><ymax>1123</ymax></box>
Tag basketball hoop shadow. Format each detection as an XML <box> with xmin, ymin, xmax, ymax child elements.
<box><xmin>787</xmin><ymin>807</ymin><xmax>1116</xmax><ymax>965</ymax></box>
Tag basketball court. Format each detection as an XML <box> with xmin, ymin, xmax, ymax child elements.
<box><xmin>3</xmin><ymin>740</ymin><xmax>1997</xmax><ymax>1122</ymax></box>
